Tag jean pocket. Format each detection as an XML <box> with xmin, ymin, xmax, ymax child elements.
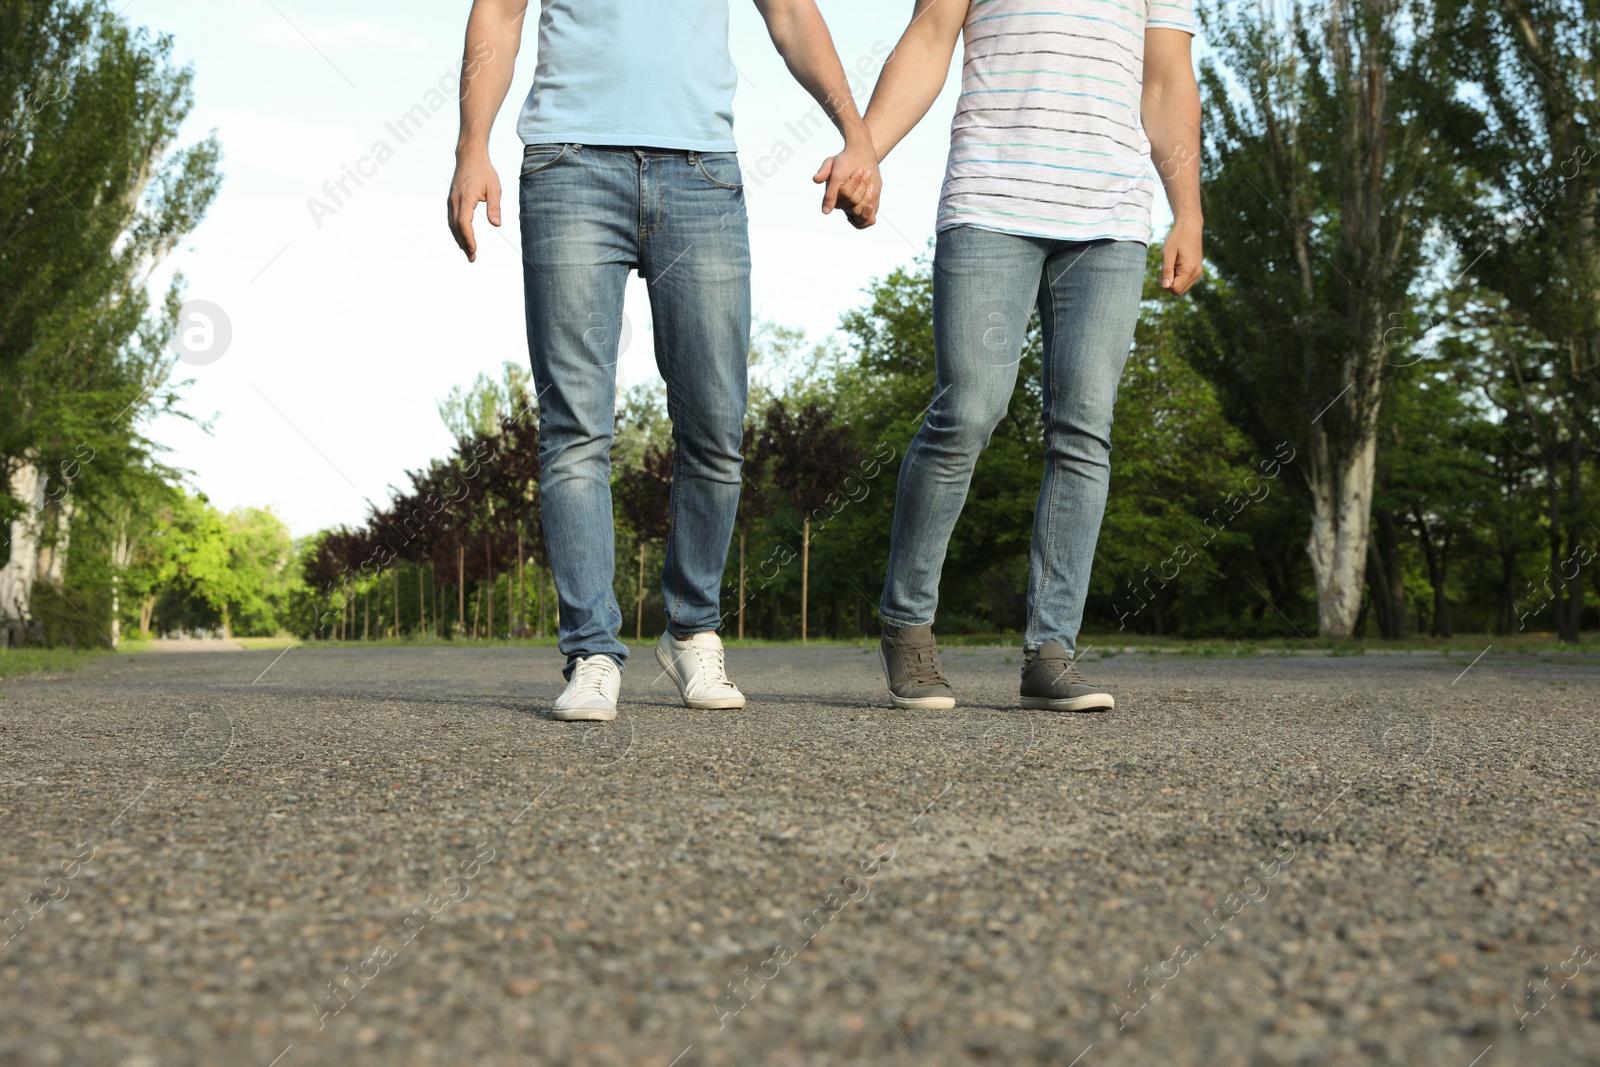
<box><xmin>694</xmin><ymin>153</ymin><xmax>744</xmax><ymax>190</ymax></box>
<box><xmin>521</xmin><ymin>143</ymin><xmax>571</xmax><ymax>178</ymax></box>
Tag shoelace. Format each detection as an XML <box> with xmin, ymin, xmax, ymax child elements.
<box><xmin>570</xmin><ymin>658</ymin><xmax>615</xmax><ymax>695</ymax></box>
<box><xmin>902</xmin><ymin>644</ymin><xmax>950</xmax><ymax>688</ymax></box>
<box><xmin>1033</xmin><ymin>654</ymin><xmax>1085</xmax><ymax>686</ymax></box>
<box><xmin>689</xmin><ymin>642</ymin><xmax>733</xmax><ymax>689</ymax></box>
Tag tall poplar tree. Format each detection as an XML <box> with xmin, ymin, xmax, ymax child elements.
<box><xmin>0</xmin><ymin>0</ymin><xmax>220</xmax><ymax>629</ymax></box>
<box><xmin>1193</xmin><ymin>0</ymin><xmax>1469</xmax><ymax>634</ymax></box>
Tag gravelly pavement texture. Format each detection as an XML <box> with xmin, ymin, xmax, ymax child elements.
<box><xmin>1</xmin><ymin>643</ymin><xmax>1597</xmax><ymax>1067</ymax></box>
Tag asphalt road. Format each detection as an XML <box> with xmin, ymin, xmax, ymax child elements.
<box><xmin>1</xmin><ymin>642</ymin><xmax>1597</xmax><ymax>1067</ymax></box>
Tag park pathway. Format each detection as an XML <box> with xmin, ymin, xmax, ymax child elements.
<box><xmin>0</xmin><ymin>643</ymin><xmax>1596</xmax><ymax>1065</ymax></box>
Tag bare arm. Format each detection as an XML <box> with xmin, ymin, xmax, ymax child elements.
<box><xmin>1142</xmin><ymin>27</ymin><xmax>1202</xmax><ymax>294</ymax></box>
<box><xmin>860</xmin><ymin>0</ymin><xmax>968</xmax><ymax>162</ymax></box>
<box><xmin>447</xmin><ymin>0</ymin><xmax>528</xmax><ymax>263</ymax></box>
<box><xmin>754</xmin><ymin>0</ymin><xmax>882</xmax><ymax>225</ymax></box>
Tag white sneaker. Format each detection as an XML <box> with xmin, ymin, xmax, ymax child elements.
<box><xmin>655</xmin><ymin>631</ymin><xmax>746</xmax><ymax>710</ymax></box>
<box><xmin>552</xmin><ymin>655</ymin><xmax>621</xmax><ymax>721</ymax></box>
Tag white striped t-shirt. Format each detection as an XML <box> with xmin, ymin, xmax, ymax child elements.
<box><xmin>936</xmin><ymin>0</ymin><xmax>1197</xmax><ymax>244</ymax></box>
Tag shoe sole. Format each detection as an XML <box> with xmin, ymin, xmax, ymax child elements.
<box><xmin>889</xmin><ymin>693</ymin><xmax>958</xmax><ymax>710</ymax></box>
<box><xmin>879</xmin><ymin>648</ymin><xmax>956</xmax><ymax>710</ymax></box>
<box><xmin>655</xmin><ymin>644</ymin><xmax>746</xmax><ymax>710</ymax></box>
<box><xmin>1020</xmin><ymin>694</ymin><xmax>1115</xmax><ymax>713</ymax></box>
<box><xmin>552</xmin><ymin>705</ymin><xmax>618</xmax><ymax>722</ymax></box>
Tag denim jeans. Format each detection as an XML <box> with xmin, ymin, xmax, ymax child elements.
<box><xmin>879</xmin><ymin>226</ymin><xmax>1146</xmax><ymax>654</ymax></box>
<box><xmin>519</xmin><ymin>144</ymin><xmax>750</xmax><ymax>670</ymax></box>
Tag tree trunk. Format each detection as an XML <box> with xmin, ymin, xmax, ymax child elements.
<box><xmin>485</xmin><ymin>534</ymin><xmax>495</xmax><ymax>640</ymax></box>
<box><xmin>1497</xmin><ymin>546</ymin><xmax>1517</xmax><ymax>635</ymax></box>
<box><xmin>737</xmin><ymin>529</ymin><xmax>746</xmax><ymax>641</ymax></box>
<box><xmin>0</xmin><ymin>462</ymin><xmax>44</xmax><ymax>626</ymax></box>
<box><xmin>457</xmin><ymin>543</ymin><xmax>466</xmax><ymax>638</ymax></box>
<box><xmin>417</xmin><ymin>563</ymin><xmax>426</xmax><ymax>639</ymax></box>
<box><xmin>1306</xmin><ymin>431</ymin><xmax>1378</xmax><ymax>637</ymax></box>
<box><xmin>636</xmin><ymin>541</ymin><xmax>646</xmax><ymax>640</ymax></box>
<box><xmin>1561</xmin><ymin>430</ymin><xmax>1584</xmax><ymax>641</ymax></box>
<box><xmin>1296</xmin><ymin>0</ymin><xmax>1398</xmax><ymax>639</ymax></box>
<box><xmin>1434</xmin><ymin>555</ymin><xmax>1453</xmax><ymax>637</ymax></box>
<box><xmin>363</xmin><ymin>591</ymin><xmax>369</xmax><ymax>642</ymax></box>
<box><xmin>801</xmin><ymin>517</ymin><xmax>810</xmax><ymax>643</ymax></box>
<box><xmin>1366</xmin><ymin>509</ymin><xmax>1408</xmax><ymax>639</ymax></box>
<box><xmin>1591</xmin><ymin>548</ymin><xmax>1600</xmax><ymax>611</ymax></box>
<box><xmin>108</xmin><ymin>518</ymin><xmax>136</xmax><ymax>649</ymax></box>
<box><xmin>393</xmin><ymin>568</ymin><xmax>400</xmax><ymax>639</ymax></box>
<box><xmin>1412</xmin><ymin>512</ymin><xmax>1452</xmax><ymax>638</ymax></box>
<box><xmin>138</xmin><ymin>595</ymin><xmax>155</xmax><ymax>638</ymax></box>
<box><xmin>1544</xmin><ymin>464</ymin><xmax>1578</xmax><ymax>642</ymax></box>
<box><xmin>34</xmin><ymin>497</ymin><xmax>72</xmax><ymax>590</ymax></box>
<box><xmin>517</xmin><ymin>532</ymin><xmax>526</xmax><ymax>639</ymax></box>
<box><xmin>1560</xmin><ymin>528</ymin><xmax>1583</xmax><ymax>643</ymax></box>
<box><xmin>1365</xmin><ymin>541</ymin><xmax>1395</xmax><ymax>639</ymax></box>
<box><xmin>1508</xmin><ymin>341</ymin><xmax>1584</xmax><ymax>641</ymax></box>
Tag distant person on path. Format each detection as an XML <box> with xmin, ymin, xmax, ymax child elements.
<box><xmin>843</xmin><ymin>0</ymin><xmax>1203</xmax><ymax>712</ymax></box>
<box><xmin>447</xmin><ymin>0</ymin><xmax>882</xmax><ymax>721</ymax></box>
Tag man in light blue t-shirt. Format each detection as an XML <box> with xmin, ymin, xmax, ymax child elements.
<box><xmin>447</xmin><ymin>0</ymin><xmax>882</xmax><ymax>722</ymax></box>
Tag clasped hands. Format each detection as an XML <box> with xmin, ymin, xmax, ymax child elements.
<box><xmin>813</xmin><ymin>139</ymin><xmax>882</xmax><ymax>229</ymax></box>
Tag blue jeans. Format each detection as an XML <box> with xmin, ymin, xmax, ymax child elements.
<box><xmin>519</xmin><ymin>144</ymin><xmax>750</xmax><ymax>670</ymax></box>
<box><xmin>879</xmin><ymin>227</ymin><xmax>1146</xmax><ymax>654</ymax></box>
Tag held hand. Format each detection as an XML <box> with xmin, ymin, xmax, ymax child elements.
<box><xmin>835</xmin><ymin>168</ymin><xmax>880</xmax><ymax>230</ymax></box>
<box><xmin>813</xmin><ymin>143</ymin><xmax>881</xmax><ymax>226</ymax></box>
<box><xmin>448</xmin><ymin>150</ymin><xmax>501</xmax><ymax>262</ymax></box>
<box><xmin>1160</xmin><ymin>217</ymin><xmax>1203</xmax><ymax>295</ymax></box>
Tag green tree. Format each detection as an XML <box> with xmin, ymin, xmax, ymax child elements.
<box><xmin>0</xmin><ymin>0</ymin><xmax>220</xmax><ymax>631</ymax></box>
<box><xmin>1195</xmin><ymin>0</ymin><xmax>1469</xmax><ymax>634</ymax></box>
<box><xmin>754</xmin><ymin>400</ymin><xmax>861</xmax><ymax>642</ymax></box>
<box><xmin>1371</xmin><ymin>361</ymin><xmax>1498</xmax><ymax>637</ymax></box>
<box><xmin>437</xmin><ymin>360</ymin><xmax>533</xmax><ymax>440</ymax></box>
<box><xmin>118</xmin><ymin>481</ymin><xmax>183</xmax><ymax>639</ymax></box>
<box><xmin>136</xmin><ymin>493</ymin><xmax>294</xmax><ymax>638</ymax></box>
<box><xmin>1447</xmin><ymin>0</ymin><xmax>1600</xmax><ymax>640</ymax></box>
<box><xmin>217</xmin><ymin>506</ymin><xmax>296</xmax><ymax>636</ymax></box>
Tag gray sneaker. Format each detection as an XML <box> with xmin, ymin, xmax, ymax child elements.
<box><xmin>879</xmin><ymin>624</ymin><xmax>956</xmax><ymax>709</ymax></box>
<box><xmin>1020</xmin><ymin>642</ymin><xmax>1114</xmax><ymax>712</ymax></box>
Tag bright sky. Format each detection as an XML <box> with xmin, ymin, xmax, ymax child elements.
<box><xmin>134</xmin><ymin>0</ymin><xmax>1174</xmax><ymax>538</ymax></box>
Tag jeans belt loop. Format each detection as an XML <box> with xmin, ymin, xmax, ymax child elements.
<box><xmin>687</xmin><ymin>150</ymin><xmax>700</xmax><ymax>166</ymax></box>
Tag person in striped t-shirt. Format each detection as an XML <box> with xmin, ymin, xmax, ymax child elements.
<box><xmin>837</xmin><ymin>0</ymin><xmax>1202</xmax><ymax>712</ymax></box>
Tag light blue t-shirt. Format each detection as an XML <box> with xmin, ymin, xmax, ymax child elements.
<box><xmin>516</xmin><ymin>0</ymin><xmax>738</xmax><ymax>151</ymax></box>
